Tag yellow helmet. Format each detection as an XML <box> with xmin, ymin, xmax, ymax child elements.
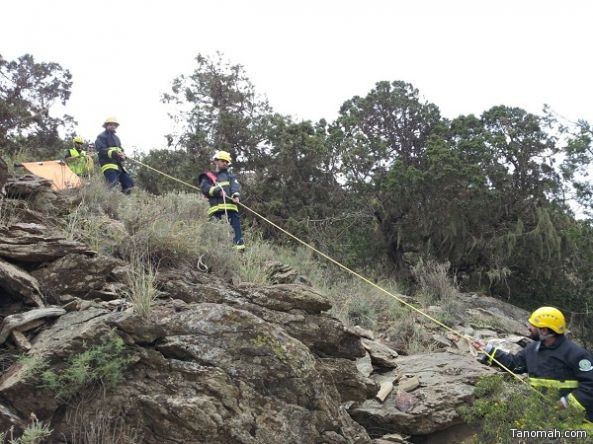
<box><xmin>103</xmin><ymin>116</ymin><xmax>119</xmax><ymax>127</ymax></box>
<box><xmin>528</xmin><ymin>307</ymin><xmax>566</xmax><ymax>334</ymax></box>
<box><xmin>72</xmin><ymin>136</ymin><xmax>84</xmax><ymax>144</ymax></box>
<box><xmin>213</xmin><ymin>150</ymin><xmax>232</xmax><ymax>164</ymax></box>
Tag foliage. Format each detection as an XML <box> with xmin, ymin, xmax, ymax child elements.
<box><xmin>461</xmin><ymin>375</ymin><xmax>593</xmax><ymax>444</ymax></box>
<box><xmin>148</xmin><ymin>52</ymin><xmax>593</xmax><ymax>342</ymax></box>
<box><xmin>0</xmin><ymin>53</ymin><xmax>73</xmax><ymax>157</ymax></box>
<box><xmin>39</xmin><ymin>334</ymin><xmax>131</xmax><ymax>401</ymax></box>
<box><xmin>157</xmin><ymin>52</ymin><xmax>271</xmax><ymax>176</ymax></box>
<box><xmin>0</xmin><ymin>418</ymin><xmax>53</xmax><ymax>444</ymax></box>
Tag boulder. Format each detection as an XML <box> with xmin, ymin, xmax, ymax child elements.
<box><xmin>0</xmin><ymin>257</ymin><xmax>44</xmax><ymax>306</ymax></box>
<box><xmin>0</xmin><ymin>307</ymin><xmax>66</xmax><ymax>344</ymax></box>
<box><xmin>0</xmin><ymin>223</ymin><xmax>92</xmax><ymax>262</ymax></box>
<box><xmin>361</xmin><ymin>339</ymin><xmax>399</xmax><ymax>368</ymax></box>
<box><xmin>4</xmin><ymin>175</ymin><xmax>52</xmax><ymax>198</ymax></box>
<box><xmin>350</xmin><ymin>352</ymin><xmax>497</xmax><ymax>437</ymax></box>
<box><xmin>31</xmin><ymin>253</ymin><xmax>126</xmax><ymax>300</ymax></box>
<box><xmin>1</xmin><ymin>291</ymin><xmax>372</xmax><ymax>443</ymax></box>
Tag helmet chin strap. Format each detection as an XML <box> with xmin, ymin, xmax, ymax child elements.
<box><xmin>538</xmin><ymin>328</ymin><xmax>554</xmax><ymax>341</ymax></box>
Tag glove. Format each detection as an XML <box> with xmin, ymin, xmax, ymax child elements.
<box><xmin>559</xmin><ymin>396</ymin><xmax>568</xmax><ymax>409</ymax></box>
<box><xmin>477</xmin><ymin>343</ymin><xmax>495</xmax><ymax>365</ymax></box>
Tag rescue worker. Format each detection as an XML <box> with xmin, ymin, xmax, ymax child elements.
<box><xmin>95</xmin><ymin>116</ymin><xmax>134</xmax><ymax>194</ymax></box>
<box><xmin>198</xmin><ymin>150</ymin><xmax>244</xmax><ymax>250</ymax></box>
<box><xmin>64</xmin><ymin>136</ymin><xmax>94</xmax><ymax>177</ymax></box>
<box><xmin>476</xmin><ymin>306</ymin><xmax>593</xmax><ymax>423</ymax></box>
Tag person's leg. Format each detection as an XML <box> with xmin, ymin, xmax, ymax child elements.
<box><xmin>103</xmin><ymin>170</ymin><xmax>119</xmax><ymax>188</ymax></box>
<box><xmin>227</xmin><ymin>211</ymin><xmax>244</xmax><ymax>249</ymax></box>
<box><xmin>119</xmin><ymin>171</ymin><xmax>134</xmax><ymax>194</ymax></box>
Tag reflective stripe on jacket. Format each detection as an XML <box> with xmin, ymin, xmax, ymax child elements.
<box><xmin>487</xmin><ymin>335</ymin><xmax>593</xmax><ymax>420</ymax></box>
<box><xmin>95</xmin><ymin>130</ymin><xmax>124</xmax><ymax>172</ymax></box>
<box><xmin>65</xmin><ymin>147</ymin><xmax>92</xmax><ymax>176</ymax></box>
<box><xmin>198</xmin><ymin>168</ymin><xmax>240</xmax><ymax>214</ymax></box>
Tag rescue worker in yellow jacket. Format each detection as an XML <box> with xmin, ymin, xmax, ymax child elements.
<box><xmin>477</xmin><ymin>306</ymin><xmax>593</xmax><ymax>423</ymax></box>
<box><xmin>198</xmin><ymin>150</ymin><xmax>244</xmax><ymax>250</ymax></box>
<box><xmin>95</xmin><ymin>116</ymin><xmax>134</xmax><ymax>194</ymax></box>
<box><xmin>64</xmin><ymin>136</ymin><xmax>94</xmax><ymax>177</ymax></box>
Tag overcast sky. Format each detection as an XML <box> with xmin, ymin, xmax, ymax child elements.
<box><xmin>1</xmin><ymin>0</ymin><xmax>592</xmax><ymax>153</ymax></box>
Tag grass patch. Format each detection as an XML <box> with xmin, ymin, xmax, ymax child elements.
<box><xmin>0</xmin><ymin>418</ymin><xmax>52</xmax><ymax>444</ymax></box>
<box><xmin>124</xmin><ymin>254</ymin><xmax>160</xmax><ymax>317</ymax></box>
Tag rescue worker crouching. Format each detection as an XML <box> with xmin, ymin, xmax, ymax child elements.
<box><xmin>198</xmin><ymin>150</ymin><xmax>245</xmax><ymax>250</ymax></box>
<box><xmin>65</xmin><ymin>136</ymin><xmax>94</xmax><ymax>177</ymax></box>
<box><xmin>476</xmin><ymin>306</ymin><xmax>593</xmax><ymax>424</ymax></box>
<box><xmin>95</xmin><ymin>116</ymin><xmax>134</xmax><ymax>194</ymax></box>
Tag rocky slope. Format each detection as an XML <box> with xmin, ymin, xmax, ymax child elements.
<box><xmin>0</xmin><ymin>173</ymin><xmax>532</xmax><ymax>443</ymax></box>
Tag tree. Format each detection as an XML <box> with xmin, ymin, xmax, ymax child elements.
<box><xmin>332</xmin><ymin>80</ymin><xmax>441</xmax><ymax>188</ymax></box>
<box><xmin>0</xmin><ymin>53</ymin><xmax>73</xmax><ymax>156</ymax></box>
<box><xmin>161</xmin><ymin>52</ymin><xmax>271</xmax><ymax>172</ymax></box>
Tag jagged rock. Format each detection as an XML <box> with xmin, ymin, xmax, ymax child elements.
<box><xmin>4</xmin><ymin>175</ymin><xmax>52</xmax><ymax>198</ymax></box>
<box><xmin>0</xmin><ymin>401</ymin><xmax>25</xmax><ymax>431</ymax></box>
<box><xmin>0</xmin><ymin>257</ymin><xmax>44</xmax><ymax>306</ymax></box>
<box><xmin>0</xmin><ymin>223</ymin><xmax>92</xmax><ymax>262</ymax></box>
<box><xmin>356</xmin><ymin>352</ymin><xmax>373</xmax><ymax>378</ymax></box>
<box><xmin>31</xmin><ymin>253</ymin><xmax>126</xmax><ymax>300</ymax></box>
<box><xmin>0</xmin><ymin>307</ymin><xmax>66</xmax><ymax>344</ymax></box>
<box><xmin>317</xmin><ymin>358</ymin><xmax>377</xmax><ymax>403</ymax></box>
<box><xmin>431</xmin><ymin>334</ymin><xmax>452</xmax><ymax>348</ymax></box>
<box><xmin>0</xmin><ymin>308</ymin><xmax>112</xmax><ymax>429</ymax></box>
<box><xmin>159</xmin><ymin>273</ymin><xmax>365</xmax><ymax>359</ymax></box>
<box><xmin>361</xmin><ymin>339</ymin><xmax>398</xmax><ymax>368</ymax></box>
<box><xmin>374</xmin><ymin>433</ymin><xmax>411</xmax><ymax>443</ymax></box>
<box><xmin>350</xmin><ymin>352</ymin><xmax>498</xmax><ymax>437</ymax></box>
<box><xmin>473</xmin><ymin>328</ymin><xmax>498</xmax><ymax>339</ymax></box>
<box><xmin>348</xmin><ymin>325</ymin><xmax>375</xmax><ymax>340</ymax></box>
<box><xmin>483</xmin><ymin>335</ymin><xmax>529</xmax><ymax>355</ymax></box>
<box><xmin>265</xmin><ymin>261</ymin><xmax>312</xmax><ymax>286</ymax></box>
<box><xmin>1</xmin><ymin>293</ymin><xmax>372</xmax><ymax>443</ymax></box>
<box><xmin>238</xmin><ymin>283</ymin><xmax>331</xmax><ymax>314</ymax></box>
<box><xmin>10</xmin><ymin>331</ymin><xmax>31</xmax><ymax>350</ymax></box>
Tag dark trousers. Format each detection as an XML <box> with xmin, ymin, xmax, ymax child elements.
<box><xmin>104</xmin><ymin>169</ymin><xmax>134</xmax><ymax>194</ymax></box>
<box><xmin>212</xmin><ymin>210</ymin><xmax>244</xmax><ymax>245</ymax></box>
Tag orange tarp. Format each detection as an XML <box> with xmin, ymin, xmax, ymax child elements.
<box><xmin>21</xmin><ymin>161</ymin><xmax>82</xmax><ymax>191</ymax></box>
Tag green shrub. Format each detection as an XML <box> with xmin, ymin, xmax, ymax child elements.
<box><xmin>0</xmin><ymin>418</ymin><xmax>53</xmax><ymax>444</ymax></box>
<box><xmin>39</xmin><ymin>334</ymin><xmax>131</xmax><ymax>401</ymax></box>
<box><xmin>461</xmin><ymin>375</ymin><xmax>593</xmax><ymax>444</ymax></box>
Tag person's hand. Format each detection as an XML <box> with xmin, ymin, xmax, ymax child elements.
<box><xmin>231</xmin><ymin>193</ymin><xmax>240</xmax><ymax>203</ymax></box>
<box><xmin>472</xmin><ymin>339</ymin><xmax>486</xmax><ymax>351</ymax></box>
<box><xmin>116</xmin><ymin>152</ymin><xmax>126</xmax><ymax>160</ymax></box>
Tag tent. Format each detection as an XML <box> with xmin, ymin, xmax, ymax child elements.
<box><xmin>21</xmin><ymin>161</ymin><xmax>82</xmax><ymax>191</ymax></box>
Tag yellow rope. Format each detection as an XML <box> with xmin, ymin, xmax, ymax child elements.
<box><xmin>126</xmin><ymin>156</ymin><xmax>534</xmax><ymax>388</ymax></box>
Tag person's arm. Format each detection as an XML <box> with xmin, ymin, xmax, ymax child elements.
<box><xmin>564</xmin><ymin>349</ymin><xmax>593</xmax><ymax>413</ymax></box>
<box><xmin>198</xmin><ymin>173</ymin><xmax>217</xmax><ymax>198</ymax></box>
<box><xmin>95</xmin><ymin>135</ymin><xmax>108</xmax><ymax>154</ymax></box>
<box><xmin>481</xmin><ymin>343</ymin><xmax>528</xmax><ymax>373</ymax></box>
